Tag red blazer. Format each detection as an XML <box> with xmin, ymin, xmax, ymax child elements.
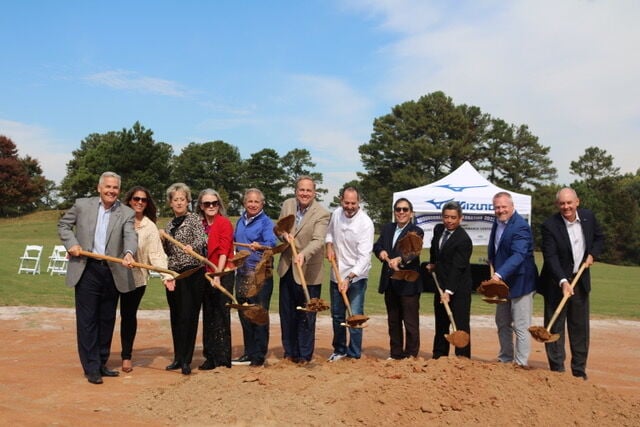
<box><xmin>206</xmin><ymin>214</ymin><xmax>234</xmax><ymax>272</ymax></box>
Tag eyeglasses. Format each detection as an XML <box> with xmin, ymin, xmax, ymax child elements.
<box><xmin>394</xmin><ymin>207</ymin><xmax>410</xmax><ymax>213</ymax></box>
<box><xmin>201</xmin><ymin>200</ymin><xmax>219</xmax><ymax>208</ymax></box>
<box><xmin>131</xmin><ymin>196</ymin><xmax>148</xmax><ymax>203</ymax></box>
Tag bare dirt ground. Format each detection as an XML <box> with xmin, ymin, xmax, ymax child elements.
<box><xmin>0</xmin><ymin>306</ymin><xmax>638</xmax><ymax>426</ymax></box>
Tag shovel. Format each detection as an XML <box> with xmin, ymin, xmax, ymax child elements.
<box><xmin>481</xmin><ymin>263</ymin><xmax>508</xmax><ymax>304</ymax></box>
<box><xmin>286</xmin><ymin>235</ymin><xmax>329</xmax><ymax>312</ymax></box>
<box><xmin>431</xmin><ymin>271</ymin><xmax>470</xmax><ymax>348</ymax></box>
<box><xmin>273</xmin><ymin>214</ymin><xmax>295</xmax><ymax>237</ymax></box>
<box><xmin>329</xmin><ymin>257</ymin><xmax>368</xmax><ymax>328</ymax></box>
<box><xmin>529</xmin><ymin>262</ymin><xmax>587</xmax><ymax>343</ymax></box>
<box><xmin>234</xmin><ymin>241</ymin><xmax>289</xmax><ymax>255</ymax></box>
<box><xmin>160</xmin><ymin>231</ymin><xmax>268</xmax><ymax>324</ymax></box>
<box><xmin>77</xmin><ymin>250</ymin><xmax>198</xmax><ymax>280</ymax></box>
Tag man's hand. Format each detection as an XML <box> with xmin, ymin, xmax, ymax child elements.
<box><xmin>122</xmin><ymin>252</ymin><xmax>135</xmax><ymax>268</ymax></box>
<box><xmin>68</xmin><ymin>245</ymin><xmax>82</xmax><ymax>257</ymax></box>
<box><xmin>164</xmin><ymin>279</ymin><xmax>176</xmax><ymax>291</ymax></box>
<box><xmin>562</xmin><ymin>281</ymin><xmax>574</xmax><ymax>297</ymax></box>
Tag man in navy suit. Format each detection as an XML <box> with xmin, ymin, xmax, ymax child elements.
<box><xmin>426</xmin><ymin>201</ymin><xmax>473</xmax><ymax>358</ymax></box>
<box><xmin>539</xmin><ymin>188</ymin><xmax>604</xmax><ymax>380</ymax></box>
<box><xmin>488</xmin><ymin>192</ymin><xmax>538</xmax><ymax>367</ymax></box>
<box><xmin>58</xmin><ymin>171</ymin><xmax>137</xmax><ymax>384</ymax></box>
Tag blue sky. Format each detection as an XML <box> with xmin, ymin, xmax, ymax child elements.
<box><xmin>1</xmin><ymin>0</ymin><xmax>638</xmax><ymax>200</ymax></box>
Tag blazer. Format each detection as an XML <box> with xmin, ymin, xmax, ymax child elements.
<box><xmin>487</xmin><ymin>210</ymin><xmax>538</xmax><ymax>299</ymax></box>
<box><xmin>429</xmin><ymin>223</ymin><xmax>473</xmax><ymax>295</ymax></box>
<box><xmin>539</xmin><ymin>208</ymin><xmax>604</xmax><ymax>295</ymax></box>
<box><xmin>373</xmin><ymin>222</ymin><xmax>424</xmax><ymax>296</ymax></box>
<box><xmin>276</xmin><ymin>198</ymin><xmax>330</xmax><ymax>285</ymax></box>
<box><xmin>58</xmin><ymin>197</ymin><xmax>137</xmax><ymax>293</ymax></box>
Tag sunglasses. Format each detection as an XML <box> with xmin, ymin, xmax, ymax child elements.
<box><xmin>201</xmin><ymin>200</ymin><xmax>220</xmax><ymax>208</ymax></box>
<box><xmin>131</xmin><ymin>196</ymin><xmax>148</xmax><ymax>203</ymax></box>
<box><xmin>394</xmin><ymin>207</ymin><xmax>410</xmax><ymax>213</ymax></box>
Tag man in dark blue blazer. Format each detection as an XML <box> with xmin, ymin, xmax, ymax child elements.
<box><xmin>488</xmin><ymin>192</ymin><xmax>538</xmax><ymax>367</ymax></box>
<box><xmin>427</xmin><ymin>201</ymin><xmax>473</xmax><ymax>358</ymax></box>
<box><xmin>539</xmin><ymin>188</ymin><xmax>604</xmax><ymax>380</ymax></box>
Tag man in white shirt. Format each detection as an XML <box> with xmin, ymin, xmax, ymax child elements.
<box><xmin>325</xmin><ymin>186</ymin><xmax>374</xmax><ymax>361</ymax></box>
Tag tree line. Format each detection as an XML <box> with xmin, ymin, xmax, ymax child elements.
<box><xmin>1</xmin><ymin>91</ymin><xmax>638</xmax><ymax>265</ymax></box>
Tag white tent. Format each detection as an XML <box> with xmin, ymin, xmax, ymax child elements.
<box><xmin>393</xmin><ymin>161</ymin><xmax>531</xmax><ymax>248</ymax></box>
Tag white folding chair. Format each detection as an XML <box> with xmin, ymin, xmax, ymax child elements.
<box><xmin>47</xmin><ymin>245</ymin><xmax>68</xmax><ymax>275</ymax></box>
<box><xmin>18</xmin><ymin>245</ymin><xmax>43</xmax><ymax>274</ymax></box>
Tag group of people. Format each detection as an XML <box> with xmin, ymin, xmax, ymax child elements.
<box><xmin>58</xmin><ymin>171</ymin><xmax>603</xmax><ymax>385</ymax></box>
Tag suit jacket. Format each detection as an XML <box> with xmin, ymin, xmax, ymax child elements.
<box><xmin>276</xmin><ymin>198</ymin><xmax>330</xmax><ymax>285</ymax></box>
<box><xmin>539</xmin><ymin>208</ymin><xmax>604</xmax><ymax>295</ymax></box>
<box><xmin>487</xmin><ymin>210</ymin><xmax>538</xmax><ymax>299</ymax></box>
<box><xmin>429</xmin><ymin>223</ymin><xmax>473</xmax><ymax>295</ymax></box>
<box><xmin>373</xmin><ymin>222</ymin><xmax>424</xmax><ymax>295</ymax></box>
<box><xmin>58</xmin><ymin>197</ymin><xmax>137</xmax><ymax>293</ymax></box>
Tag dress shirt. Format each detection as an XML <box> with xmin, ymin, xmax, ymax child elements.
<box><xmin>93</xmin><ymin>201</ymin><xmax>117</xmax><ymax>254</ymax></box>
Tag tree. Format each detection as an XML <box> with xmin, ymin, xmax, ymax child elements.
<box><xmin>171</xmin><ymin>140</ymin><xmax>244</xmax><ymax>214</ymax></box>
<box><xmin>570</xmin><ymin>146</ymin><xmax>620</xmax><ymax>182</ymax></box>
<box><xmin>480</xmin><ymin>123</ymin><xmax>557</xmax><ymax>191</ymax></box>
<box><xmin>280</xmin><ymin>148</ymin><xmax>327</xmax><ymax>200</ymax></box>
<box><xmin>358</xmin><ymin>92</ymin><xmax>489</xmax><ymax>225</ymax></box>
<box><xmin>58</xmin><ymin>122</ymin><xmax>173</xmax><ymax>208</ymax></box>
<box><xmin>0</xmin><ymin>135</ymin><xmax>48</xmax><ymax>216</ymax></box>
<box><xmin>241</xmin><ymin>148</ymin><xmax>288</xmax><ymax>217</ymax></box>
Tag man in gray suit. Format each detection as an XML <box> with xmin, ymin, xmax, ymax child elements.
<box><xmin>276</xmin><ymin>175</ymin><xmax>330</xmax><ymax>364</ymax></box>
<box><xmin>58</xmin><ymin>171</ymin><xmax>137</xmax><ymax>384</ymax></box>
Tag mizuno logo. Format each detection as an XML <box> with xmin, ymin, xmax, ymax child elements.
<box><xmin>435</xmin><ymin>184</ymin><xmax>488</xmax><ymax>192</ymax></box>
<box><xmin>426</xmin><ymin>198</ymin><xmax>455</xmax><ymax>209</ymax></box>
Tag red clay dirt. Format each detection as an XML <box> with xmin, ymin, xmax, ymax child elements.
<box><xmin>0</xmin><ymin>306</ymin><xmax>638</xmax><ymax>426</ymax></box>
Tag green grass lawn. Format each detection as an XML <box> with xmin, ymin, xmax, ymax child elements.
<box><xmin>2</xmin><ymin>211</ymin><xmax>638</xmax><ymax>320</ymax></box>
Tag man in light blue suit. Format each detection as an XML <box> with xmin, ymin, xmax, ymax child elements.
<box><xmin>487</xmin><ymin>191</ymin><xmax>538</xmax><ymax>367</ymax></box>
<box><xmin>58</xmin><ymin>171</ymin><xmax>137</xmax><ymax>384</ymax></box>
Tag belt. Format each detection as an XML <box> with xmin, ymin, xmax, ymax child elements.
<box><xmin>87</xmin><ymin>258</ymin><xmax>109</xmax><ymax>267</ymax></box>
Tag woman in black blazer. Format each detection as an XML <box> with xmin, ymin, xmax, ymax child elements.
<box><xmin>373</xmin><ymin>198</ymin><xmax>424</xmax><ymax>359</ymax></box>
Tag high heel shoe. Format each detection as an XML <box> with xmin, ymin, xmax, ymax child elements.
<box><xmin>122</xmin><ymin>359</ymin><xmax>133</xmax><ymax>373</ymax></box>
<box><xmin>166</xmin><ymin>360</ymin><xmax>181</xmax><ymax>370</ymax></box>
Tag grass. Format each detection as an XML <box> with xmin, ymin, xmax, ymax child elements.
<box><xmin>2</xmin><ymin>211</ymin><xmax>638</xmax><ymax>320</ymax></box>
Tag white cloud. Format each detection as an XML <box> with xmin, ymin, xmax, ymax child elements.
<box><xmin>347</xmin><ymin>0</ymin><xmax>640</xmax><ymax>182</ymax></box>
<box><xmin>0</xmin><ymin>119</ymin><xmax>71</xmax><ymax>184</ymax></box>
<box><xmin>84</xmin><ymin>70</ymin><xmax>189</xmax><ymax>97</ymax></box>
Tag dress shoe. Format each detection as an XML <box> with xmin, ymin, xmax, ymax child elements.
<box><xmin>122</xmin><ymin>359</ymin><xmax>133</xmax><ymax>373</ymax></box>
<box><xmin>166</xmin><ymin>361</ymin><xmax>181</xmax><ymax>370</ymax></box>
<box><xmin>86</xmin><ymin>372</ymin><xmax>103</xmax><ymax>384</ymax></box>
<box><xmin>100</xmin><ymin>366</ymin><xmax>120</xmax><ymax>377</ymax></box>
<box><xmin>181</xmin><ymin>363</ymin><xmax>191</xmax><ymax>375</ymax></box>
<box><xmin>198</xmin><ymin>360</ymin><xmax>216</xmax><ymax>370</ymax></box>
<box><xmin>231</xmin><ymin>354</ymin><xmax>251</xmax><ymax>366</ymax></box>
<box><xmin>250</xmin><ymin>359</ymin><xmax>264</xmax><ymax>367</ymax></box>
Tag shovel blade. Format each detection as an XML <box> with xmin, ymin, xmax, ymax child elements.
<box><xmin>445</xmin><ymin>331</ymin><xmax>470</xmax><ymax>348</ymax></box>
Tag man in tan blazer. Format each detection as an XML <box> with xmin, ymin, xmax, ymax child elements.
<box><xmin>276</xmin><ymin>175</ymin><xmax>330</xmax><ymax>364</ymax></box>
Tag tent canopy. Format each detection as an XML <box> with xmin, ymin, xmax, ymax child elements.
<box><xmin>393</xmin><ymin>161</ymin><xmax>531</xmax><ymax>247</ymax></box>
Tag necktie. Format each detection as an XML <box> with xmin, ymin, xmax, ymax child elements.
<box><xmin>440</xmin><ymin>230</ymin><xmax>451</xmax><ymax>250</ymax></box>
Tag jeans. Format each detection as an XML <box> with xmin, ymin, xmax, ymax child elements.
<box><xmin>236</xmin><ymin>274</ymin><xmax>273</xmax><ymax>364</ymax></box>
<box><xmin>495</xmin><ymin>291</ymin><xmax>534</xmax><ymax>366</ymax></box>
<box><xmin>330</xmin><ymin>278</ymin><xmax>367</xmax><ymax>358</ymax></box>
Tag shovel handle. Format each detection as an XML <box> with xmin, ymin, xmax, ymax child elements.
<box><xmin>233</xmin><ymin>242</ymin><xmax>271</xmax><ymax>251</ymax></box>
<box><xmin>329</xmin><ymin>257</ymin><xmax>354</xmax><ymax>318</ymax></box>
<box><xmin>431</xmin><ymin>271</ymin><xmax>459</xmax><ymax>332</ymax></box>
<box><xmin>286</xmin><ymin>235</ymin><xmax>311</xmax><ymax>303</ymax></box>
<box><xmin>78</xmin><ymin>250</ymin><xmax>178</xmax><ymax>278</ymax></box>
<box><xmin>160</xmin><ymin>230</ymin><xmax>217</xmax><ymax>271</ymax></box>
<box><xmin>546</xmin><ymin>262</ymin><xmax>588</xmax><ymax>332</ymax></box>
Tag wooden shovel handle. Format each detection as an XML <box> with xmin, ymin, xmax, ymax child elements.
<box><xmin>286</xmin><ymin>235</ymin><xmax>311</xmax><ymax>303</ymax></box>
<box><xmin>159</xmin><ymin>230</ymin><xmax>217</xmax><ymax>271</ymax></box>
<box><xmin>233</xmin><ymin>242</ymin><xmax>271</xmax><ymax>251</ymax></box>
<box><xmin>431</xmin><ymin>271</ymin><xmax>459</xmax><ymax>332</ymax></box>
<box><xmin>546</xmin><ymin>262</ymin><xmax>588</xmax><ymax>332</ymax></box>
<box><xmin>78</xmin><ymin>250</ymin><xmax>178</xmax><ymax>278</ymax></box>
<box><xmin>329</xmin><ymin>257</ymin><xmax>353</xmax><ymax>317</ymax></box>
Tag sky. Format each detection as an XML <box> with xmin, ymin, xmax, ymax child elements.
<box><xmin>1</xmin><ymin>0</ymin><xmax>638</xmax><ymax>201</ymax></box>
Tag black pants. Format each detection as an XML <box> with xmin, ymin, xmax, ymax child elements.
<box><xmin>384</xmin><ymin>289</ymin><xmax>420</xmax><ymax>359</ymax></box>
<box><xmin>75</xmin><ymin>260</ymin><xmax>119</xmax><ymax>374</ymax></box>
<box><xmin>544</xmin><ymin>285</ymin><xmax>590</xmax><ymax>377</ymax></box>
<box><xmin>201</xmin><ymin>272</ymin><xmax>233</xmax><ymax>368</ymax></box>
<box><xmin>432</xmin><ymin>291</ymin><xmax>471</xmax><ymax>358</ymax></box>
<box><xmin>119</xmin><ymin>285</ymin><xmax>146</xmax><ymax>361</ymax></box>
<box><xmin>166</xmin><ymin>268</ymin><xmax>204</xmax><ymax>366</ymax></box>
